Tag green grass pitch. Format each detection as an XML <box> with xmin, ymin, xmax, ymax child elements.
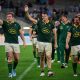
<box><xmin>0</xmin><ymin>45</ymin><xmax>80</xmax><ymax>80</ymax></box>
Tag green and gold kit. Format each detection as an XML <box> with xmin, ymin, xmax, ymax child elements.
<box><xmin>68</xmin><ymin>24</ymin><xmax>80</xmax><ymax>46</ymax></box>
<box><xmin>37</xmin><ymin>20</ymin><xmax>55</xmax><ymax>43</ymax></box>
<box><xmin>2</xmin><ymin>21</ymin><xmax>21</xmax><ymax>43</ymax></box>
<box><xmin>58</xmin><ymin>22</ymin><xmax>71</xmax><ymax>44</ymax></box>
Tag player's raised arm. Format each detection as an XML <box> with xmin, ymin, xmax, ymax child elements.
<box><xmin>24</xmin><ymin>5</ymin><xmax>37</xmax><ymax>23</ymax></box>
<box><xmin>0</xmin><ymin>19</ymin><xmax>3</xmax><ymax>26</ymax></box>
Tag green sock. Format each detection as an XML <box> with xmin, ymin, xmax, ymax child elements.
<box><xmin>37</xmin><ymin>57</ymin><xmax>40</xmax><ymax>65</ymax></box>
<box><xmin>8</xmin><ymin>63</ymin><xmax>12</xmax><ymax>73</ymax></box>
<box><xmin>72</xmin><ymin>63</ymin><xmax>77</xmax><ymax>74</ymax></box>
<box><xmin>33</xmin><ymin>51</ymin><xmax>36</xmax><ymax>58</ymax></box>
<box><xmin>13</xmin><ymin>61</ymin><xmax>18</xmax><ymax>70</ymax></box>
<box><xmin>48</xmin><ymin>69</ymin><xmax>52</xmax><ymax>72</ymax></box>
<box><xmin>41</xmin><ymin>69</ymin><xmax>44</xmax><ymax>72</ymax></box>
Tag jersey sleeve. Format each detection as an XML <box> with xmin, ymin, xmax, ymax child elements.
<box><xmin>36</xmin><ymin>19</ymin><xmax>40</xmax><ymax>26</ymax></box>
<box><xmin>68</xmin><ymin>25</ymin><xmax>72</xmax><ymax>33</ymax></box>
<box><xmin>16</xmin><ymin>23</ymin><xmax>21</xmax><ymax>35</ymax></box>
<box><xmin>17</xmin><ymin>23</ymin><xmax>21</xmax><ymax>30</ymax></box>
<box><xmin>2</xmin><ymin>21</ymin><xmax>6</xmax><ymax>27</ymax></box>
<box><xmin>51</xmin><ymin>22</ymin><xmax>55</xmax><ymax>29</ymax></box>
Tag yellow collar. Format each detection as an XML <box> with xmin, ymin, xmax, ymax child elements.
<box><xmin>7</xmin><ymin>20</ymin><xmax>15</xmax><ymax>24</ymax></box>
<box><xmin>74</xmin><ymin>24</ymin><xmax>79</xmax><ymax>28</ymax></box>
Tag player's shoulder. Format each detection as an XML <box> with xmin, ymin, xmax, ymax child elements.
<box><xmin>14</xmin><ymin>21</ymin><xmax>20</xmax><ymax>26</ymax></box>
<box><xmin>14</xmin><ymin>21</ymin><xmax>19</xmax><ymax>25</ymax></box>
<box><xmin>67</xmin><ymin>22</ymin><xmax>72</xmax><ymax>26</ymax></box>
<box><xmin>37</xmin><ymin>19</ymin><xmax>42</xmax><ymax>23</ymax></box>
<box><xmin>3</xmin><ymin>20</ymin><xmax>7</xmax><ymax>24</ymax></box>
<box><xmin>2</xmin><ymin>21</ymin><xmax>8</xmax><ymax>26</ymax></box>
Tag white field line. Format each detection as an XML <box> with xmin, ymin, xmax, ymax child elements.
<box><xmin>16</xmin><ymin>61</ymin><xmax>36</xmax><ymax>80</ymax></box>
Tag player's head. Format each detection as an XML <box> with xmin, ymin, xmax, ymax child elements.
<box><xmin>41</xmin><ymin>11</ymin><xmax>49</xmax><ymax>21</ymax></box>
<box><xmin>6</xmin><ymin>12</ymin><xmax>14</xmax><ymax>22</ymax></box>
<box><xmin>60</xmin><ymin>15</ymin><xmax>68</xmax><ymax>23</ymax></box>
<box><xmin>72</xmin><ymin>16</ymin><xmax>80</xmax><ymax>26</ymax></box>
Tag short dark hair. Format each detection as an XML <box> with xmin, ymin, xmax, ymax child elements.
<box><xmin>76</xmin><ymin>14</ymin><xmax>80</xmax><ymax>17</ymax></box>
<box><xmin>6</xmin><ymin>12</ymin><xmax>15</xmax><ymax>17</ymax></box>
<box><xmin>41</xmin><ymin>11</ymin><xmax>52</xmax><ymax>17</ymax></box>
<box><xmin>61</xmin><ymin>14</ymin><xmax>67</xmax><ymax>18</ymax></box>
<box><xmin>41</xmin><ymin>11</ymin><xmax>48</xmax><ymax>15</ymax></box>
<box><xmin>71</xmin><ymin>16</ymin><xmax>79</xmax><ymax>24</ymax></box>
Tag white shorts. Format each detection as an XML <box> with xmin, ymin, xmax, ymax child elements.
<box><xmin>32</xmin><ymin>38</ymin><xmax>37</xmax><ymax>45</ymax></box>
<box><xmin>71</xmin><ymin>45</ymin><xmax>80</xmax><ymax>56</ymax></box>
<box><xmin>5</xmin><ymin>43</ymin><xmax>20</xmax><ymax>53</ymax></box>
<box><xmin>37</xmin><ymin>41</ymin><xmax>52</xmax><ymax>56</ymax></box>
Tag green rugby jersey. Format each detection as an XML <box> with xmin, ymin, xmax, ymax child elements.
<box><xmin>2</xmin><ymin>21</ymin><xmax>21</xmax><ymax>43</ymax></box>
<box><xmin>32</xmin><ymin>24</ymin><xmax>37</xmax><ymax>31</ymax></box>
<box><xmin>58</xmin><ymin>22</ymin><xmax>71</xmax><ymax>43</ymax></box>
<box><xmin>37</xmin><ymin>20</ymin><xmax>55</xmax><ymax>43</ymax></box>
<box><xmin>68</xmin><ymin>25</ymin><xmax>80</xmax><ymax>46</ymax></box>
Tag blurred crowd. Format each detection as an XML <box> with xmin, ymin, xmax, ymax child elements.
<box><xmin>0</xmin><ymin>0</ymin><xmax>80</xmax><ymax>16</ymax></box>
<box><xmin>0</xmin><ymin>0</ymin><xmax>80</xmax><ymax>34</ymax></box>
